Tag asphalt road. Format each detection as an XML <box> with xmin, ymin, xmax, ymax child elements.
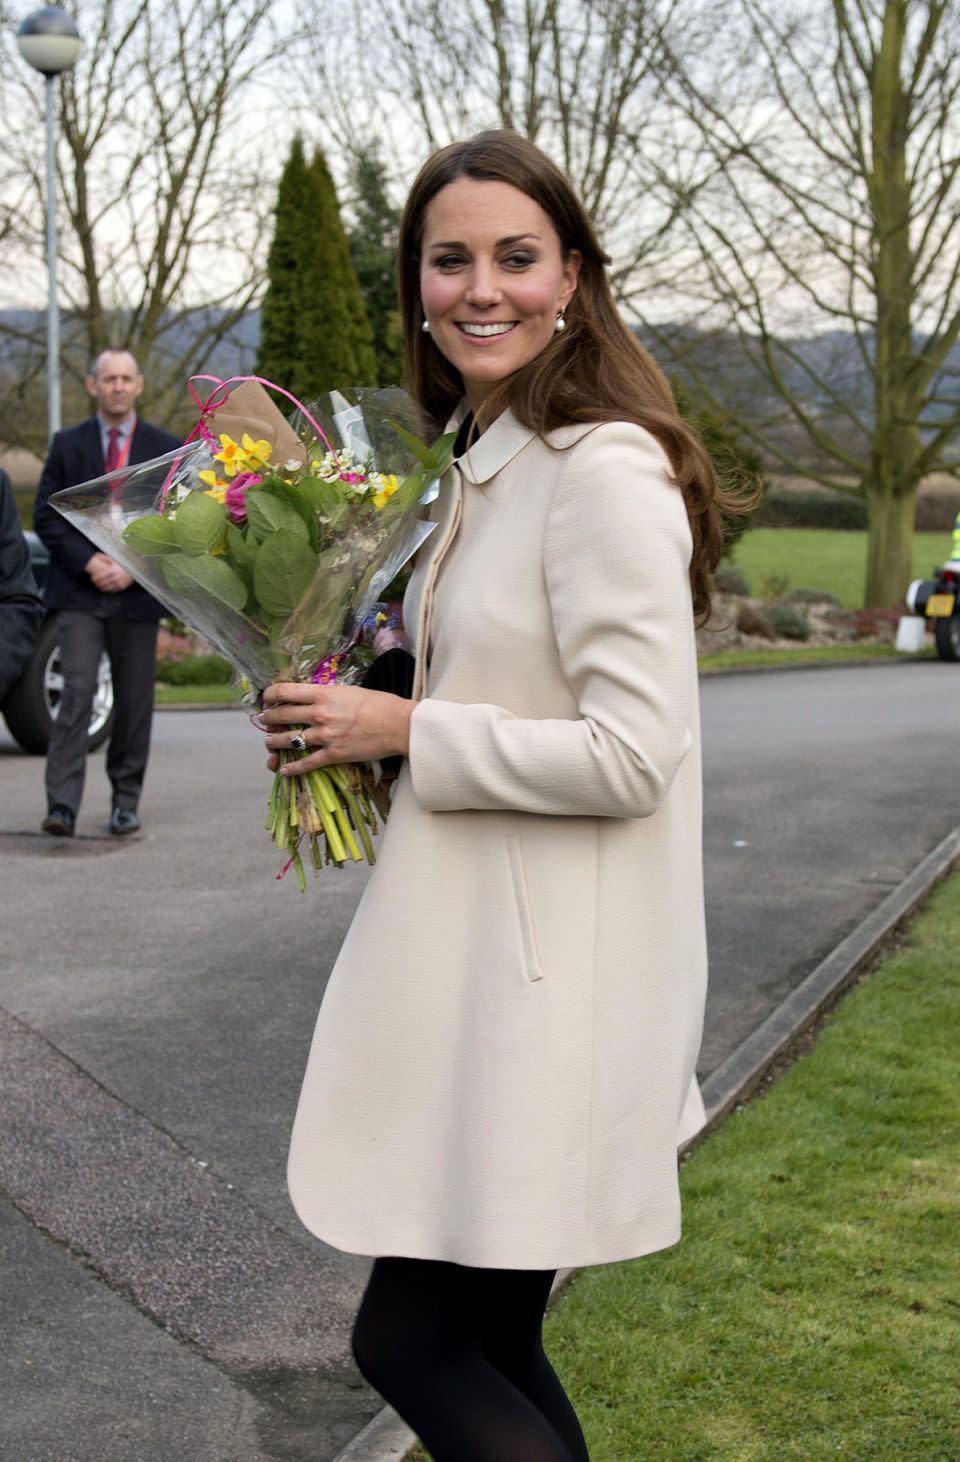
<box><xmin>2</xmin><ymin>659</ymin><xmax>959</xmax><ymax>1462</ymax></box>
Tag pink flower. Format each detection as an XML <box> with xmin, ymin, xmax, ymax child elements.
<box><xmin>226</xmin><ymin>473</ymin><xmax>260</xmax><ymax>524</ymax></box>
<box><xmin>311</xmin><ymin>654</ymin><xmax>341</xmax><ymax>685</ymax></box>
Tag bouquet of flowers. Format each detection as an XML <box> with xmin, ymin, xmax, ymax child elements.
<box><xmin>51</xmin><ymin>376</ymin><xmax>453</xmax><ymax>888</ymax></box>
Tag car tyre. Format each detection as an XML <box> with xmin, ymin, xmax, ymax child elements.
<box><xmin>1</xmin><ymin>616</ymin><xmax>114</xmax><ymax>754</ymax></box>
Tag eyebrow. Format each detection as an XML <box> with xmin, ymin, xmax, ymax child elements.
<box><xmin>427</xmin><ymin>233</ymin><xmax>541</xmax><ymax>250</ymax></box>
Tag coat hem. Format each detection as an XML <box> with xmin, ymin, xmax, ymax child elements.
<box><xmin>286</xmin><ymin>1194</ymin><xmax>682</xmax><ymax>1270</ymax></box>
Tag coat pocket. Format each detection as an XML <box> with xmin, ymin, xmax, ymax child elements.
<box><xmin>506</xmin><ymin>836</ymin><xmax>544</xmax><ymax>983</ymax></box>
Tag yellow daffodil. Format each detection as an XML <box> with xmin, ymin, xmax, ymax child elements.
<box><xmin>237</xmin><ymin>433</ymin><xmax>272</xmax><ymax>472</ymax></box>
<box><xmin>198</xmin><ymin>469</ymin><xmax>228</xmax><ymax>490</ymax></box>
<box><xmin>214</xmin><ymin>434</ymin><xmax>242</xmax><ymax>475</ymax></box>
<box><xmin>213</xmin><ymin>432</ymin><xmax>271</xmax><ymax>477</ymax></box>
<box><xmin>372</xmin><ymin>474</ymin><xmax>399</xmax><ymax>511</ymax></box>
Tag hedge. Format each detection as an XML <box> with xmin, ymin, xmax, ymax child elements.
<box><xmin>758</xmin><ymin>490</ymin><xmax>960</xmax><ymax>532</ymax></box>
<box><xmin>155</xmin><ymin>653</ymin><xmax>233</xmax><ymax>686</ymax></box>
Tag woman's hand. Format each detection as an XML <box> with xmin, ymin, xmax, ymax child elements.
<box><xmin>260</xmin><ymin>682</ymin><xmax>413</xmax><ymax>774</ymax></box>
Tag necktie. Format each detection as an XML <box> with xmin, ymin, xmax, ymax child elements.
<box><xmin>105</xmin><ymin>427</ymin><xmax>122</xmax><ymax>472</ymax></box>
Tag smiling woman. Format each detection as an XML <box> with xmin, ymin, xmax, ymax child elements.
<box><xmin>266</xmin><ymin>128</ymin><xmax>754</xmax><ymax>1462</ymax></box>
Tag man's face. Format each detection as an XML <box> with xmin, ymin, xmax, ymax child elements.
<box><xmin>85</xmin><ymin>352</ymin><xmax>143</xmax><ymax>423</ymax></box>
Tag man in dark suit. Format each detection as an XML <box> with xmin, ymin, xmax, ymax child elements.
<box><xmin>33</xmin><ymin>349</ymin><xmax>180</xmax><ymax>837</ymax></box>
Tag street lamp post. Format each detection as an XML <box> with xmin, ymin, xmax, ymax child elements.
<box><xmin>15</xmin><ymin>6</ymin><xmax>82</xmax><ymax>439</ymax></box>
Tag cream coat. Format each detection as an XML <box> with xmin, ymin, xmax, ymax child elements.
<box><xmin>287</xmin><ymin>409</ymin><xmax>707</xmax><ymax>1270</ymax></box>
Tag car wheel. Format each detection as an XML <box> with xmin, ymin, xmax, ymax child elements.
<box><xmin>934</xmin><ymin>615</ymin><xmax>960</xmax><ymax>662</ymax></box>
<box><xmin>1</xmin><ymin>617</ymin><xmax>115</xmax><ymax>754</ymax></box>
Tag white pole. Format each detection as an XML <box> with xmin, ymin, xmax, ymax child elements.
<box><xmin>44</xmin><ymin>70</ymin><xmax>61</xmax><ymax>437</ymax></box>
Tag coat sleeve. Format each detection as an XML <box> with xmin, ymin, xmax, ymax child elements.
<box><xmin>33</xmin><ymin>432</ymin><xmax>98</xmax><ymax>578</ymax></box>
<box><xmin>408</xmin><ymin>422</ymin><xmax>697</xmax><ymax>819</ymax></box>
<box><xmin>0</xmin><ymin>473</ymin><xmax>44</xmax><ymax>702</ymax></box>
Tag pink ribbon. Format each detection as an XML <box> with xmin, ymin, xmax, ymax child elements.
<box><xmin>184</xmin><ymin>374</ymin><xmax>339</xmax><ymax>456</ymax></box>
<box><xmin>160</xmin><ymin>374</ymin><xmax>342</xmax><ymax>505</ymax></box>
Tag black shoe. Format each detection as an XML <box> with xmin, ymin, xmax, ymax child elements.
<box><xmin>110</xmin><ymin>807</ymin><xmax>140</xmax><ymax>836</ymax></box>
<box><xmin>42</xmin><ymin>805</ymin><xmax>76</xmax><ymax>837</ymax></box>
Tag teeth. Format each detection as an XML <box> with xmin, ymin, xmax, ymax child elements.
<box><xmin>460</xmin><ymin>322</ymin><xmax>515</xmax><ymax>337</ymax></box>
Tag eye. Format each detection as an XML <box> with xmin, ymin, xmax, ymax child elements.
<box><xmin>503</xmin><ymin>251</ymin><xmax>536</xmax><ymax>269</ymax></box>
<box><xmin>432</xmin><ymin>253</ymin><xmax>466</xmax><ymax>271</ymax></box>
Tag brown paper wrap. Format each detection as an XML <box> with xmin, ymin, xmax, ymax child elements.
<box><xmin>202</xmin><ymin>380</ymin><xmax>308</xmax><ymax>467</ymax></box>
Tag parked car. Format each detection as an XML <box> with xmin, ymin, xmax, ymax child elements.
<box><xmin>0</xmin><ymin>530</ymin><xmax>115</xmax><ymax>754</ymax></box>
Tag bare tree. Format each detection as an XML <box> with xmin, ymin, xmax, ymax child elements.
<box><xmin>654</xmin><ymin>0</ymin><xmax>960</xmax><ymax>606</ymax></box>
<box><xmin>300</xmin><ymin>0</ymin><xmax>721</xmax><ymax>307</ymax></box>
<box><xmin>1</xmin><ymin>0</ymin><xmax>293</xmax><ymax>444</ymax></box>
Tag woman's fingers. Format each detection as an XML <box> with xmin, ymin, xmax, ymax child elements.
<box><xmin>261</xmin><ymin>681</ymin><xmax>317</xmax><ymax>709</ymax></box>
<box><xmin>259</xmin><ymin>684</ymin><xmax>328</xmax><ymax>724</ymax></box>
<box><xmin>260</xmin><ymin>701</ymin><xmax>321</xmax><ymax>726</ymax></box>
<box><xmin>260</xmin><ymin>684</ymin><xmax>412</xmax><ymax>767</ymax></box>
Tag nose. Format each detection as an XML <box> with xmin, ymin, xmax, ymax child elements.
<box><xmin>464</xmin><ymin>263</ymin><xmax>501</xmax><ymax>308</ymax></box>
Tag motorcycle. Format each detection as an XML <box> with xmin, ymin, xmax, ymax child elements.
<box><xmin>906</xmin><ymin>560</ymin><xmax>960</xmax><ymax>661</ymax></box>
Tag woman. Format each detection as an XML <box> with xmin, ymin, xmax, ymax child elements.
<box><xmin>261</xmin><ymin>130</ymin><xmax>736</xmax><ymax>1462</ymax></box>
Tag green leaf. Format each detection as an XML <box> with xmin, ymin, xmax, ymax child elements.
<box><xmin>267</xmin><ymin>614</ymin><xmax>295</xmax><ymax>672</ymax></box>
<box><xmin>383</xmin><ymin>471</ymin><xmax>428</xmax><ymax>514</ymax></box>
<box><xmin>296</xmin><ymin>475</ymin><xmax>350</xmax><ymax>528</ymax></box>
<box><xmin>160</xmin><ymin>552</ymin><xmax>249</xmax><ymax>614</ymax></box>
<box><xmin>245</xmin><ymin>490</ymin><xmax>310</xmax><ymax>544</ymax></box>
<box><xmin>253</xmin><ymin>530</ymin><xmax>318</xmax><ymax>618</ymax></box>
<box><xmin>173</xmin><ymin>491</ymin><xmax>228</xmax><ymax>556</ymax></box>
<box><xmin>387</xmin><ymin>424</ymin><xmax>456</xmax><ymax>479</ymax></box>
<box><xmin>425</xmin><ymin>429</ymin><xmax>457</xmax><ymax>475</ymax></box>
<box><xmin>225</xmin><ymin>521</ymin><xmax>258</xmax><ymax>571</ymax></box>
<box><xmin>223</xmin><ymin>524</ymin><xmax>255</xmax><ymax>599</ymax></box>
<box><xmin>386</xmin><ymin>418</ymin><xmax>435</xmax><ymax>467</ymax></box>
<box><xmin>122</xmin><ymin>515</ymin><xmax>178</xmax><ymax>556</ymax></box>
<box><xmin>263</xmin><ymin>478</ymin><xmax>319</xmax><ymax>550</ymax></box>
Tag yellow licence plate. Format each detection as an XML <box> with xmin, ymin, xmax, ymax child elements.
<box><xmin>926</xmin><ymin>593</ymin><xmax>956</xmax><ymax>618</ymax></box>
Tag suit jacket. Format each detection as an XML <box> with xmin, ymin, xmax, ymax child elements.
<box><xmin>0</xmin><ymin>468</ymin><xmax>43</xmax><ymax>702</ymax></box>
<box><xmin>287</xmin><ymin>409</ymin><xmax>707</xmax><ymax>1271</ymax></box>
<box><xmin>33</xmin><ymin>416</ymin><xmax>180</xmax><ymax>620</ymax></box>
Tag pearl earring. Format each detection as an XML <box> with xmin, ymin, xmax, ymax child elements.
<box><xmin>554</xmin><ymin>308</ymin><xmax>567</xmax><ymax>333</ymax></box>
<box><xmin>421</xmin><ymin>319</ymin><xmax>430</xmax><ymax>333</ymax></box>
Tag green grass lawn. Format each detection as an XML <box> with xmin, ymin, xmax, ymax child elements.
<box><xmin>698</xmin><ymin>642</ymin><xmax>935</xmax><ymax>672</ymax></box>
<box><xmin>154</xmin><ymin>682</ymin><xmax>238</xmax><ymax>706</ymax></box>
<box><xmin>733</xmin><ymin>528</ymin><xmax>953</xmax><ymax>609</ymax></box>
<box><xmin>538</xmin><ymin>872</ymin><xmax>960</xmax><ymax>1461</ymax></box>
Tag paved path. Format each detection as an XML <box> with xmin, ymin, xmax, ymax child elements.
<box><xmin>2</xmin><ymin>660</ymin><xmax>959</xmax><ymax>1461</ymax></box>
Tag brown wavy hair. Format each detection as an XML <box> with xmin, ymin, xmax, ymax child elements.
<box><xmin>398</xmin><ymin>129</ymin><xmax>754</xmax><ymax>624</ymax></box>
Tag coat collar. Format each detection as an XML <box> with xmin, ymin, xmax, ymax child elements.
<box><xmin>448</xmin><ymin>405</ymin><xmax>538</xmax><ymax>486</ymax></box>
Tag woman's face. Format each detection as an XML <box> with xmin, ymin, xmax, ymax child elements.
<box><xmin>419</xmin><ymin>176</ymin><xmax>580</xmax><ymax>412</ymax></box>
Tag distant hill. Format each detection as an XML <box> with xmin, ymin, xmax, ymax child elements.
<box><xmin>0</xmin><ymin>307</ymin><xmax>261</xmax><ymax>380</ymax></box>
<box><xmin>2</xmin><ymin>309</ymin><xmax>957</xmax><ymax>469</ymax></box>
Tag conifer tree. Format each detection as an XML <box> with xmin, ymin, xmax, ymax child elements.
<box><xmin>348</xmin><ymin>146</ymin><xmax>403</xmax><ymax>385</ymax></box>
<box><xmin>304</xmin><ymin>148</ymin><xmax>377</xmax><ymax>394</ymax></box>
<box><xmin>258</xmin><ymin>139</ymin><xmax>377</xmax><ymax>401</ymax></box>
<box><xmin>257</xmin><ymin>136</ymin><xmax>309</xmax><ymax>391</ymax></box>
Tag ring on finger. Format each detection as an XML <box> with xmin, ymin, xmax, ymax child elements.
<box><xmin>289</xmin><ymin>732</ymin><xmax>308</xmax><ymax>755</ymax></box>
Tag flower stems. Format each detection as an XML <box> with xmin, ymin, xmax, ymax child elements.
<box><xmin>266</xmin><ymin>749</ymin><xmax>382</xmax><ymax>887</ymax></box>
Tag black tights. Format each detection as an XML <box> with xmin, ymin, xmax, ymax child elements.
<box><xmin>352</xmin><ymin>1257</ymin><xmax>590</xmax><ymax>1462</ymax></box>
